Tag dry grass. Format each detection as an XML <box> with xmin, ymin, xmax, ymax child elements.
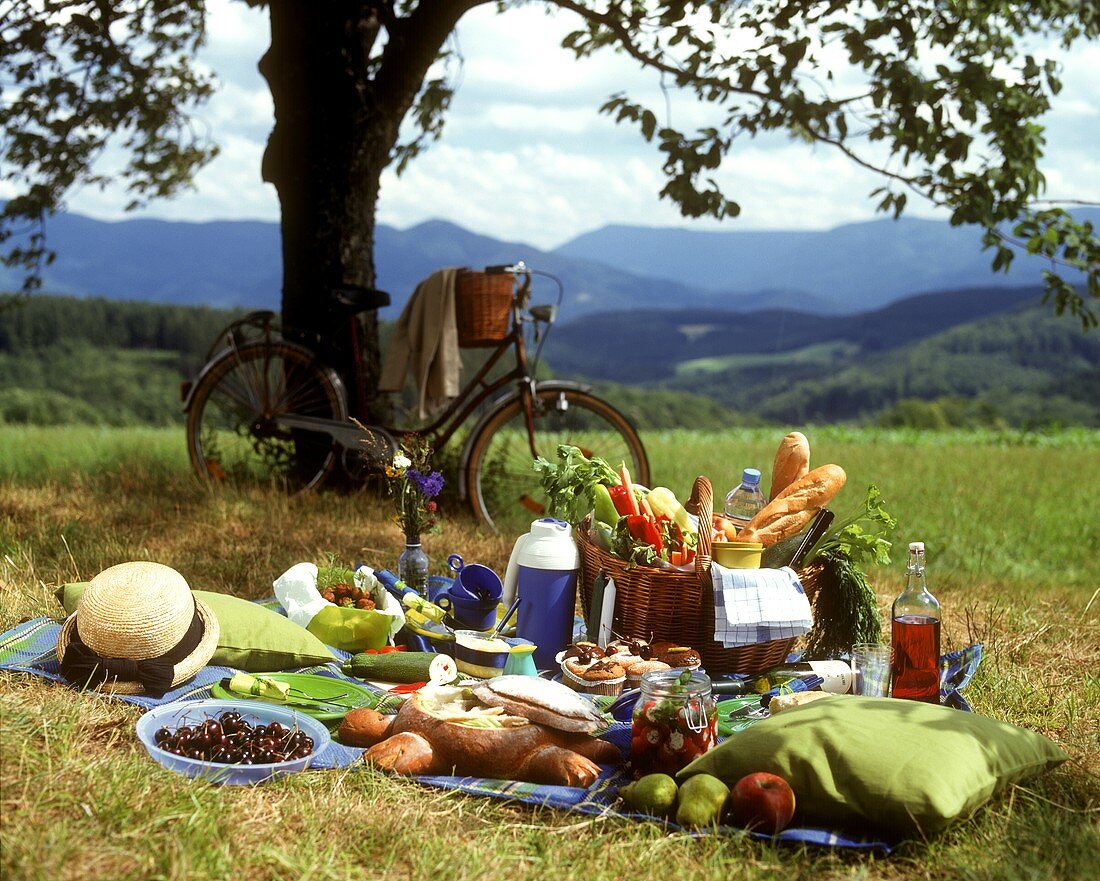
<box><xmin>2</xmin><ymin>429</ymin><xmax>1099</xmax><ymax>881</ymax></box>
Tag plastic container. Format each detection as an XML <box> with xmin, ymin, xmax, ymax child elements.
<box><xmin>722</xmin><ymin>468</ymin><xmax>766</xmax><ymax>531</ymax></box>
<box><xmin>710</xmin><ymin>540</ymin><xmax>764</xmax><ymax>569</ymax></box>
<box><xmin>502</xmin><ymin>518</ymin><xmax>581</xmax><ymax>670</ymax></box>
<box><xmin>452</xmin><ymin>630</ymin><xmax>535</xmax><ymax>679</ymax></box>
<box><xmin>135</xmin><ymin>699</ymin><xmax>330</xmax><ymax>785</ymax></box>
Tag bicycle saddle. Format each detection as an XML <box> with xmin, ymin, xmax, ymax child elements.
<box><xmin>332</xmin><ymin>285</ymin><xmax>391</xmax><ymax>312</ymax></box>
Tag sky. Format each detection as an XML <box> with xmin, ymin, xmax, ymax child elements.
<box><xmin>60</xmin><ymin>0</ymin><xmax>1100</xmax><ymax>251</ymax></box>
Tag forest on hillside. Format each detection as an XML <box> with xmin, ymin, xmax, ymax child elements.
<box><xmin>1</xmin><ymin>295</ymin><xmax>1097</xmax><ymax>429</ymax></box>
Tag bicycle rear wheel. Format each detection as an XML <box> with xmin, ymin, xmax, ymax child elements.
<box><xmin>465</xmin><ymin>387</ymin><xmax>649</xmax><ymax>533</ymax></box>
<box><xmin>186</xmin><ymin>341</ymin><xmax>348</xmax><ymax>492</ymax></box>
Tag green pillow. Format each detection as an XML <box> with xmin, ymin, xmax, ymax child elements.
<box><xmin>56</xmin><ymin>583</ymin><xmax>338</xmax><ymax>673</ymax></box>
<box><xmin>678</xmin><ymin>695</ymin><xmax>1068</xmax><ymax>837</ymax></box>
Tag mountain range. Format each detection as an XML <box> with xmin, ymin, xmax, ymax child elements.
<box><xmin>4</xmin><ymin>207</ymin><xmax>1092</xmax><ymax>318</ymax></box>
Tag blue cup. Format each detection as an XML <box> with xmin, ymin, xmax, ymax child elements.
<box><xmin>447</xmin><ymin>554</ymin><xmax>503</xmax><ymax>602</ymax></box>
<box><xmin>437</xmin><ymin>591</ymin><xmax>499</xmax><ymax>631</ymax></box>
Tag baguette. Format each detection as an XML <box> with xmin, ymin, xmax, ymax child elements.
<box><xmin>735</xmin><ymin>464</ymin><xmax>846</xmax><ymax>546</ymax></box>
<box><xmin>769</xmin><ymin>431</ymin><xmax>810</xmax><ymax>501</ymax></box>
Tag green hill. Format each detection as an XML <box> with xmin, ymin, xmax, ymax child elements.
<box><xmin>661</xmin><ymin>305</ymin><xmax>1100</xmax><ymax>427</ymax></box>
<box><xmin>0</xmin><ymin>295</ymin><xmax>739</xmax><ymax>430</ymax></box>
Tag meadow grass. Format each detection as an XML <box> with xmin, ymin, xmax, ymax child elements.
<box><xmin>1</xmin><ymin>425</ymin><xmax>1098</xmax><ymax>881</ymax></box>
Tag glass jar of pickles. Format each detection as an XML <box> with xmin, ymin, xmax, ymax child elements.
<box><xmin>630</xmin><ymin>669</ymin><xmax>717</xmax><ymax>777</ymax></box>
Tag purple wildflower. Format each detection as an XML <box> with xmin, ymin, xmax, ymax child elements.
<box><xmin>409</xmin><ymin>469</ymin><xmax>445</xmax><ymax>498</ymax></box>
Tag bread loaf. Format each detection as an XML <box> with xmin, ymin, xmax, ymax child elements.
<box><xmin>735</xmin><ymin>464</ymin><xmax>846</xmax><ymax>546</ymax></box>
<box><xmin>770</xmin><ymin>431</ymin><xmax>810</xmax><ymax>501</ymax></box>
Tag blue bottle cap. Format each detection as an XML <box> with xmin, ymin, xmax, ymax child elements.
<box><xmin>741</xmin><ymin>468</ymin><xmax>761</xmax><ymax>486</ymax></box>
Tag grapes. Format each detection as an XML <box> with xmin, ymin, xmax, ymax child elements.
<box><xmin>154</xmin><ymin>714</ymin><xmax>315</xmax><ymax>765</ymax></box>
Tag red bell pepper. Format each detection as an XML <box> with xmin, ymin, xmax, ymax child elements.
<box><xmin>608</xmin><ymin>484</ymin><xmax>635</xmax><ymax>517</ymax></box>
<box><xmin>626</xmin><ymin>514</ymin><xmax>663</xmax><ymax>553</ymax></box>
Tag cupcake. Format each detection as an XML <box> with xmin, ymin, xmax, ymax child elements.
<box><xmin>560</xmin><ymin>656</ymin><xmax>626</xmax><ymax>697</ymax></box>
<box><xmin>604</xmin><ymin>637</ymin><xmax>671</xmax><ymax>688</ymax></box>
<box><xmin>651</xmin><ymin>641</ymin><xmax>702</xmax><ymax>671</ymax></box>
<box><xmin>620</xmin><ymin>658</ymin><xmax>671</xmax><ymax>689</ymax></box>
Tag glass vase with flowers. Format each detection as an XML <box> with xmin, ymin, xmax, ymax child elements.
<box><xmin>385</xmin><ymin>434</ymin><xmax>444</xmax><ymax>597</ymax></box>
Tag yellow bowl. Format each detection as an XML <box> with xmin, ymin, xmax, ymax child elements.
<box><xmin>712</xmin><ymin>541</ymin><xmax>764</xmax><ymax>569</ymax></box>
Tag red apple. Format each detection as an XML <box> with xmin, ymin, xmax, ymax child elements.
<box><xmin>727</xmin><ymin>772</ymin><xmax>796</xmax><ymax>834</ymax></box>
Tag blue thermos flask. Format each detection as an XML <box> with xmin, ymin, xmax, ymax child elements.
<box><xmin>502</xmin><ymin>518</ymin><xmax>581</xmax><ymax>671</ymax></box>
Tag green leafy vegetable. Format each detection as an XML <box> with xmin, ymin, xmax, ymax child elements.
<box><xmin>533</xmin><ymin>445</ymin><xmax>619</xmax><ymax>526</ymax></box>
<box><xmin>611</xmin><ymin>517</ymin><xmax>660</xmax><ymax>567</ymax></box>
<box><xmin>804</xmin><ymin>485</ymin><xmax>897</xmax><ymax>658</ymax></box>
<box><xmin>804</xmin><ymin>551</ymin><xmax>885</xmax><ymax>659</ymax></box>
<box><xmin>812</xmin><ymin>484</ymin><xmax>897</xmax><ymax>569</ymax></box>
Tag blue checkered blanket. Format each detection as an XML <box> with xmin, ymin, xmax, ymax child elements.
<box><xmin>0</xmin><ymin>604</ymin><xmax>984</xmax><ymax>853</ymax></box>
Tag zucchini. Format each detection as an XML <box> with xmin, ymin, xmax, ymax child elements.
<box><xmin>342</xmin><ymin>651</ymin><xmax>443</xmax><ymax>683</ymax></box>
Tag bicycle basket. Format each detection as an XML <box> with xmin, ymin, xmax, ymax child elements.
<box><xmin>455</xmin><ymin>270</ymin><xmax>513</xmax><ymax>347</ymax></box>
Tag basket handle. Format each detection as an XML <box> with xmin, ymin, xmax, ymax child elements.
<box><xmin>685</xmin><ymin>476</ymin><xmax>713</xmax><ymax>581</ymax></box>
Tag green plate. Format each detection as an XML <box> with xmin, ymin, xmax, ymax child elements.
<box><xmin>209</xmin><ymin>673</ymin><xmax>381</xmax><ymax>722</ymax></box>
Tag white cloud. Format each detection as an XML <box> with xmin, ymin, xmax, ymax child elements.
<box><xmin>57</xmin><ymin>1</ymin><xmax>1100</xmax><ymax>245</ymax></box>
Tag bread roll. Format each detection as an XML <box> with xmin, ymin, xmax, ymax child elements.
<box><xmin>770</xmin><ymin>431</ymin><xmax>810</xmax><ymax>501</ymax></box>
<box><xmin>735</xmin><ymin>464</ymin><xmax>846</xmax><ymax>546</ymax></box>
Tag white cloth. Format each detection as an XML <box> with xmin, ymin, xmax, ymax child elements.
<box><xmin>272</xmin><ymin>562</ymin><xmax>405</xmax><ymax>642</ymax></box>
<box><xmin>711</xmin><ymin>565</ymin><xmax>813</xmax><ymax>648</ymax></box>
<box><xmin>378</xmin><ymin>267</ymin><xmax>462</xmax><ymax>418</ymax></box>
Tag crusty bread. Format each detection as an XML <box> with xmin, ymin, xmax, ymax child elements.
<box><xmin>736</xmin><ymin>464</ymin><xmax>846</xmax><ymax>546</ymax></box>
<box><xmin>769</xmin><ymin>431</ymin><xmax>810</xmax><ymax>501</ymax></box>
<box><xmin>768</xmin><ymin>691</ymin><xmax>833</xmax><ymax>715</ymax></box>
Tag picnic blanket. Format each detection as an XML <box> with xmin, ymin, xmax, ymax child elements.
<box><xmin>0</xmin><ymin>603</ymin><xmax>984</xmax><ymax>853</ymax></box>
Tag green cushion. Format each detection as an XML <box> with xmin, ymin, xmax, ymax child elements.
<box><xmin>56</xmin><ymin>583</ymin><xmax>338</xmax><ymax>673</ymax></box>
<box><xmin>678</xmin><ymin>695</ymin><xmax>1068</xmax><ymax>837</ymax></box>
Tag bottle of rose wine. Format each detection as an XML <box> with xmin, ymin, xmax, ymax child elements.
<box><xmin>890</xmin><ymin>542</ymin><xmax>941</xmax><ymax>703</ymax></box>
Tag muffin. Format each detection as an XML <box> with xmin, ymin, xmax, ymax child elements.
<box><xmin>604</xmin><ymin>637</ymin><xmax>670</xmax><ymax>688</ymax></box>
<box><xmin>620</xmin><ymin>658</ymin><xmax>671</xmax><ymax>689</ymax></box>
<box><xmin>560</xmin><ymin>657</ymin><xmax>626</xmax><ymax>697</ymax></box>
<box><xmin>651</xmin><ymin>641</ymin><xmax>702</xmax><ymax>671</ymax></box>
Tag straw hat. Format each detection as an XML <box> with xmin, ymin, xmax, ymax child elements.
<box><xmin>56</xmin><ymin>562</ymin><xmax>219</xmax><ymax>695</ymax></box>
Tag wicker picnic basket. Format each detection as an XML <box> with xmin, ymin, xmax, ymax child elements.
<box><xmin>577</xmin><ymin>476</ymin><xmax>821</xmax><ymax>677</ymax></box>
<box><xmin>455</xmin><ymin>269</ymin><xmax>514</xmax><ymax>347</ymax></box>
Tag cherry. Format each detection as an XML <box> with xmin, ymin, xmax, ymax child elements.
<box><xmin>154</xmin><ymin>727</ymin><xmax>172</xmax><ymax>744</ymax></box>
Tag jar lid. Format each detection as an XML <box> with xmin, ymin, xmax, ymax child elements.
<box><xmin>639</xmin><ymin>669</ymin><xmax>712</xmax><ymax>697</ymax></box>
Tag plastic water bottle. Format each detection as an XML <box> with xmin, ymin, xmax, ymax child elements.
<box><xmin>723</xmin><ymin>468</ymin><xmax>767</xmax><ymax>532</ymax></box>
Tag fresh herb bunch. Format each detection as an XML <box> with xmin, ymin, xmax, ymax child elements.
<box><xmin>316</xmin><ymin>557</ymin><xmax>357</xmax><ymax>592</ymax></box>
<box><xmin>385</xmin><ymin>433</ymin><xmax>444</xmax><ymax>539</ymax></box>
<box><xmin>812</xmin><ymin>484</ymin><xmax>897</xmax><ymax>569</ymax></box>
<box><xmin>804</xmin><ymin>485</ymin><xmax>897</xmax><ymax>658</ymax></box>
<box><xmin>533</xmin><ymin>444</ymin><xmax>619</xmax><ymax>526</ymax></box>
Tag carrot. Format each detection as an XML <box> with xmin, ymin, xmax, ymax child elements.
<box><xmin>619</xmin><ymin>464</ymin><xmax>640</xmax><ymax>516</ymax></box>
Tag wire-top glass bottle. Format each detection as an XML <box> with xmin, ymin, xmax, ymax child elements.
<box><xmin>890</xmin><ymin>541</ymin><xmax>941</xmax><ymax>703</ymax></box>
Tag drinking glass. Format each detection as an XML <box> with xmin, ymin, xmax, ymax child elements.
<box><xmin>852</xmin><ymin>643</ymin><xmax>892</xmax><ymax>697</ymax></box>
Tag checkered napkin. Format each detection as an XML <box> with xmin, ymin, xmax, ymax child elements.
<box><xmin>711</xmin><ymin>565</ymin><xmax>813</xmax><ymax>648</ymax></box>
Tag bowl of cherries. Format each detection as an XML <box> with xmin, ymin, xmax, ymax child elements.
<box><xmin>135</xmin><ymin>699</ymin><xmax>331</xmax><ymax>785</ymax></box>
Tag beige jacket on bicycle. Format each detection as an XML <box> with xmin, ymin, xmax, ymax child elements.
<box><xmin>379</xmin><ymin>267</ymin><xmax>462</xmax><ymax>419</ymax></box>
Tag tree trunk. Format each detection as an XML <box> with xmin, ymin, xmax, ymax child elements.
<box><xmin>260</xmin><ymin>0</ymin><xmax>389</xmax><ymax>418</ymax></box>
<box><xmin>259</xmin><ymin>0</ymin><xmax>483</xmax><ymax>420</ymax></box>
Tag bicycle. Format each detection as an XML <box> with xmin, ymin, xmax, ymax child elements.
<box><xmin>182</xmin><ymin>262</ymin><xmax>650</xmax><ymax>532</ymax></box>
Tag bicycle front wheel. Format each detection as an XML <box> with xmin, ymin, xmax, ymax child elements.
<box><xmin>186</xmin><ymin>341</ymin><xmax>348</xmax><ymax>493</ymax></box>
<box><xmin>465</xmin><ymin>387</ymin><xmax>649</xmax><ymax>532</ymax></box>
